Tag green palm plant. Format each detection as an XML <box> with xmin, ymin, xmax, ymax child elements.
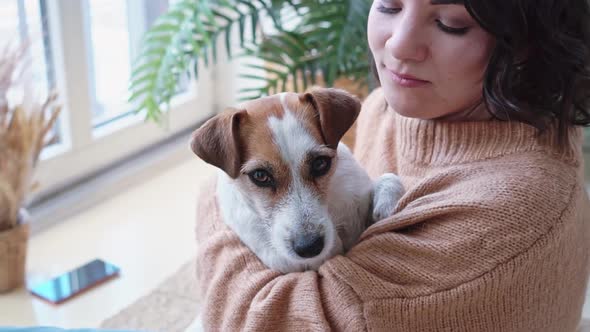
<box><xmin>129</xmin><ymin>0</ymin><xmax>373</xmax><ymax>122</ymax></box>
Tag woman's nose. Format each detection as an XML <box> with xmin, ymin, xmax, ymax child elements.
<box><xmin>385</xmin><ymin>16</ymin><xmax>428</xmax><ymax>63</ymax></box>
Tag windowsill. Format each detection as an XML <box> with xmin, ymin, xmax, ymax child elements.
<box><xmin>92</xmin><ymin>111</ymin><xmax>146</xmax><ymax>139</ymax></box>
<box><xmin>28</xmin><ymin>120</ymin><xmax>209</xmax><ymax>235</ymax></box>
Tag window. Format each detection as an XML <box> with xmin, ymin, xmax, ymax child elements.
<box><xmin>87</xmin><ymin>0</ymin><xmax>134</xmax><ymax>128</ymax></box>
<box><xmin>0</xmin><ymin>0</ymin><xmax>60</xmax><ymax>144</ymax></box>
<box><xmin>0</xmin><ymin>0</ymin><xmax>215</xmax><ymax>204</ymax></box>
<box><xmin>0</xmin><ymin>0</ymin><xmax>54</xmax><ymax>96</ymax></box>
<box><xmin>86</xmin><ymin>0</ymin><xmax>189</xmax><ymax>130</ymax></box>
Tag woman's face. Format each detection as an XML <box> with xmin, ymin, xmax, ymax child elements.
<box><xmin>368</xmin><ymin>0</ymin><xmax>496</xmax><ymax>120</ymax></box>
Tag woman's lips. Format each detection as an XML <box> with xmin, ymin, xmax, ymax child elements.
<box><xmin>388</xmin><ymin>70</ymin><xmax>430</xmax><ymax>88</ymax></box>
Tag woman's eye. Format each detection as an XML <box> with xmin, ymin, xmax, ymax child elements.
<box><xmin>376</xmin><ymin>3</ymin><xmax>401</xmax><ymax>14</ymax></box>
<box><xmin>436</xmin><ymin>20</ymin><xmax>470</xmax><ymax>35</ymax></box>
<box><xmin>310</xmin><ymin>157</ymin><xmax>332</xmax><ymax>177</ymax></box>
<box><xmin>248</xmin><ymin>170</ymin><xmax>274</xmax><ymax>187</ymax></box>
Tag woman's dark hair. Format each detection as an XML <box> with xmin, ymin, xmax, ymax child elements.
<box><xmin>371</xmin><ymin>0</ymin><xmax>590</xmax><ymax>142</ymax></box>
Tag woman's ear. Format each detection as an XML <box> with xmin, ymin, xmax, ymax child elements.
<box><xmin>190</xmin><ymin>107</ymin><xmax>247</xmax><ymax>178</ymax></box>
<box><xmin>300</xmin><ymin>87</ymin><xmax>361</xmax><ymax>148</ymax></box>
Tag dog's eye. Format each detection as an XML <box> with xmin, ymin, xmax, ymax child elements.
<box><xmin>311</xmin><ymin>157</ymin><xmax>331</xmax><ymax>177</ymax></box>
<box><xmin>248</xmin><ymin>170</ymin><xmax>274</xmax><ymax>187</ymax></box>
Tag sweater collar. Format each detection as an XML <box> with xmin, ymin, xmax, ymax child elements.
<box><xmin>392</xmin><ymin>109</ymin><xmax>582</xmax><ymax>167</ymax></box>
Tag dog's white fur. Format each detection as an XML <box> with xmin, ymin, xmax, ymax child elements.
<box><xmin>217</xmin><ymin>142</ymin><xmax>373</xmax><ymax>272</ymax></box>
<box><xmin>214</xmin><ymin>95</ymin><xmax>400</xmax><ymax>273</ymax></box>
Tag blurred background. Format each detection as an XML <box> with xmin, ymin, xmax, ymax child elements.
<box><xmin>1</xmin><ymin>0</ymin><xmax>222</xmax><ymax>215</ymax></box>
<box><xmin>0</xmin><ymin>0</ymin><xmax>241</xmax><ymax>330</ymax></box>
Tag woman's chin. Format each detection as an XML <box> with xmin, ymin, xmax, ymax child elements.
<box><xmin>385</xmin><ymin>98</ymin><xmax>435</xmax><ymax>119</ymax></box>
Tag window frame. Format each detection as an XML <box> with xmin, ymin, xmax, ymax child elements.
<box><xmin>30</xmin><ymin>0</ymin><xmax>215</xmax><ymax>202</ymax></box>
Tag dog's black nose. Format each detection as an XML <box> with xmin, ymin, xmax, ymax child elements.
<box><xmin>293</xmin><ymin>235</ymin><xmax>324</xmax><ymax>258</ymax></box>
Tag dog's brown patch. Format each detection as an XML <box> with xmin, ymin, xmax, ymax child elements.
<box><xmin>300</xmin><ymin>88</ymin><xmax>361</xmax><ymax>148</ymax></box>
<box><xmin>237</xmin><ymin>95</ymin><xmax>292</xmax><ymax>205</ymax></box>
<box><xmin>190</xmin><ymin>107</ymin><xmax>246</xmax><ymax>178</ymax></box>
<box><xmin>277</xmin><ymin>93</ymin><xmax>338</xmax><ymax>202</ymax></box>
<box><xmin>192</xmin><ymin>89</ymin><xmax>358</xmax><ymax>207</ymax></box>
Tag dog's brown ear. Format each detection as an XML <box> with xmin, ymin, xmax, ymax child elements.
<box><xmin>190</xmin><ymin>107</ymin><xmax>246</xmax><ymax>178</ymax></box>
<box><xmin>301</xmin><ymin>87</ymin><xmax>361</xmax><ymax>148</ymax></box>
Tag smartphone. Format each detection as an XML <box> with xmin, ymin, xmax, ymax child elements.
<box><xmin>28</xmin><ymin>258</ymin><xmax>121</xmax><ymax>305</ymax></box>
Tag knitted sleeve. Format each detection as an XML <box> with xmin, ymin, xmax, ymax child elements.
<box><xmin>195</xmin><ymin>150</ymin><xmax>586</xmax><ymax>331</ymax></box>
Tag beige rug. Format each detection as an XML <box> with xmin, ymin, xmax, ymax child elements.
<box><xmin>100</xmin><ymin>258</ymin><xmax>200</xmax><ymax>332</ymax></box>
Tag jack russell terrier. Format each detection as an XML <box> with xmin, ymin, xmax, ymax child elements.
<box><xmin>190</xmin><ymin>87</ymin><xmax>404</xmax><ymax>273</ymax></box>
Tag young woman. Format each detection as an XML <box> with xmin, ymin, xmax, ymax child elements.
<box><xmin>194</xmin><ymin>0</ymin><xmax>590</xmax><ymax>330</ymax></box>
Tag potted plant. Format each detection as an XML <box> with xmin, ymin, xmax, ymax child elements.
<box><xmin>0</xmin><ymin>43</ymin><xmax>61</xmax><ymax>293</ymax></box>
<box><xmin>128</xmin><ymin>0</ymin><xmax>374</xmax><ymax>148</ymax></box>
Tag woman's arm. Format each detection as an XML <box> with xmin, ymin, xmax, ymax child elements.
<box><xmin>195</xmin><ymin>155</ymin><xmax>581</xmax><ymax>331</ymax></box>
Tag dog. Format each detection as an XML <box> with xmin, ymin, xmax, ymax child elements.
<box><xmin>190</xmin><ymin>87</ymin><xmax>404</xmax><ymax>273</ymax></box>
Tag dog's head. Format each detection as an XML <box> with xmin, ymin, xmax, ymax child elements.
<box><xmin>190</xmin><ymin>87</ymin><xmax>361</xmax><ymax>271</ymax></box>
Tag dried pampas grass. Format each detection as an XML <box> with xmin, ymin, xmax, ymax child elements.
<box><xmin>0</xmin><ymin>42</ymin><xmax>61</xmax><ymax>232</ymax></box>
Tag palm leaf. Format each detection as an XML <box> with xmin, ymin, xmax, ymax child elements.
<box><xmin>130</xmin><ymin>0</ymin><xmax>372</xmax><ymax>122</ymax></box>
<box><xmin>129</xmin><ymin>0</ymin><xmax>291</xmax><ymax>122</ymax></box>
<box><xmin>236</xmin><ymin>0</ymin><xmax>372</xmax><ymax>98</ymax></box>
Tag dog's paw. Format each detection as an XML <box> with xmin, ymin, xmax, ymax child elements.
<box><xmin>372</xmin><ymin>173</ymin><xmax>405</xmax><ymax>222</ymax></box>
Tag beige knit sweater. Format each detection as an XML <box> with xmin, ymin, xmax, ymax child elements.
<box><xmin>195</xmin><ymin>88</ymin><xmax>590</xmax><ymax>331</ymax></box>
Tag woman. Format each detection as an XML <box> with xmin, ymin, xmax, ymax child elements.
<box><xmin>194</xmin><ymin>0</ymin><xmax>590</xmax><ymax>330</ymax></box>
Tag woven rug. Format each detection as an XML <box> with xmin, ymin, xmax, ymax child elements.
<box><xmin>100</xmin><ymin>258</ymin><xmax>200</xmax><ymax>332</ymax></box>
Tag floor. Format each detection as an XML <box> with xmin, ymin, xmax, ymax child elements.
<box><xmin>1</xmin><ymin>153</ymin><xmax>590</xmax><ymax>329</ymax></box>
<box><xmin>0</xmin><ymin>156</ymin><xmax>216</xmax><ymax>329</ymax></box>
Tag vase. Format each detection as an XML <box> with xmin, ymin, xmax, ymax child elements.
<box><xmin>0</xmin><ymin>209</ymin><xmax>30</xmax><ymax>293</ymax></box>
